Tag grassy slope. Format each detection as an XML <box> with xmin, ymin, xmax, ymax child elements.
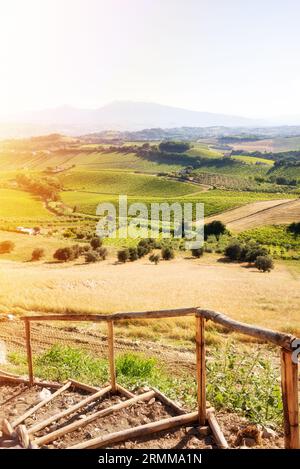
<box><xmin>0</xmin><ymin>188</ymin><xmax>53</xmax><ymax>219</ymax></box>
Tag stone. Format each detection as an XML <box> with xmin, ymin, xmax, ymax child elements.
<box><xmin>148</xmin><ymin>398</ymin><xmax>156</xmax><ymax>405</ymax></box>
<box><xmin>262</xmin><ymin>427</ymin><xmax>277</xmax><ymax>439</ymax></box>
<box><xmin>243</xmin><ymin>437</ymin><xmax>256</xmax><ymax>448</ymax></box>
<box><xmin>0</xmin><ymin>340</ymin><xmax>7</xmax><ymax>365</ymax></box>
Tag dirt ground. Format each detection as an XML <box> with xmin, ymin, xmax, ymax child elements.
<box><xmin>0</xmin><ymin>255</ymin><xmax>299</xmax><ymax>336</ymax></box>
<box><xmin>205</xmin><ymin>198</ymin><xmax>300</xmax><ymax>232</ymax></box>
<box><xmin>0</xmin><ymin>382</ymin><xmax>284</xmax><ymax>449</ymax></box>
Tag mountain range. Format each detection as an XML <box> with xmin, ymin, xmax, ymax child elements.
<box><xmin>0</xmin><ymin>101</ymin><xmax>300</xmax><ymax>139</ymax></box>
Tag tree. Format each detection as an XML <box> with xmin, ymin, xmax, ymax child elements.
<box><xmin>97</xmin><ymin>247</ymin><xmax>108</xmax><ymax>260</ymax></box>
<box><xmin>204</xmin><ymin>221</ymin><xmax>226</xmax><ymax>240</ymax></box>
<box><xmin>0</xmin><ymin>241</ymin><xmax>15</xmax><ymax>254</ymax></box>
<box><xmin>117</xmin><ymin>249</ymin><xmax>129</xmax><ymax>263</ymax></box>
<box><xmin>224</xmin><ymin>242</ymin><xmax>242</xmax><ymax>261</ymax></box>
<box><xmin>245</xmin><ymin>246</ymin><xmax>268</xmax><ymax>263</ymax></box>
<box><xmin>53</xmin><ymin>247</ymin><xmax>75</xmax><ymax>262</ymax></box>
<box><xmin>31</xmin><ymin>248</ymin><xmax>45</xmax><ymax>261</ymax></box>
<box><xmin>159</xmin><ymin>141</ymin><xmax>191</xmax><ymax>153</ymax></box>
<box><xmin>90</xmin><ymin>237</ymin><xmax>103</xmax><ymax>250</ymax></box>
<box><xmin>288</xmin><ymin>222</ymin><xmax>300</xmax><ymax>236</ymax></box>
<box><xmin>161</xmin><ymin>246</ymin><xmax>174</xmax><ymax>260</ymax></box>
<box><xmin>255</xmin><ymin>255</ymin><xmax>274</xmax><ymax>272</ymax></box>
<box><xmin>191</xmin><ymin>247</ymin><xmax>204</xmax><ymax>258</ymax></box>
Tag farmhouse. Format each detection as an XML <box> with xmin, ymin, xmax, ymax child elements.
<box><xmin>16</xmin><ymin>226</ymin><xmax>36</xmax><ymax>235</ymax></box>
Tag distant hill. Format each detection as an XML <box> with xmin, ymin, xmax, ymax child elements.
<box><xmin>0</xmin><ymin>101</ymin><xmax>264</xmax><ymax>138</ymax></box>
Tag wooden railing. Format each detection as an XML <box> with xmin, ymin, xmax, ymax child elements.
<box><xmin>19</xmin><ymin>307</ymin><xmax>299</xmax><ymax>449</ymax></box>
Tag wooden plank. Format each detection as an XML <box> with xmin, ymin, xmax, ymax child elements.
<box><xmin>11</xmin><ymin>381</ymin><xmax>72</xmax><ymax>428</ymax></box>
<box><xmin>0</xmin><ymin>374</ymin><xmax>61</xmax><ymax>389</ymax></box>
<box><xmin>207</xmin><ymin>411</ymin><xmax>229</xmax><ymax>449</ymax></box>
<box><xmin>16</xmin><ymin>424</ymin><xmax>30</xmax><ymax>449</ymax></box>
<box><xmin>69</xmin><ymin>379</ymin><xmax>100</xmax><ymax>393</ymax></box>
<box><xmin>24</xmin><ymin>319</ymin><xmax>34</xmax><ymax>386</ymax></box>
<box><xmin>281</xmin><ymin>349</ymin><xmax>300</xmax><ymax>449</ymax></box>
<box><xmin>196</xmin><ymin>316</ymin><xmax>206</xmax><ymax>425</ymax></box>
<box><xmin>68</xmin><ymin>411</ymin><xmax>199</xmax><ymax>449</ymax></box>
<box><xmin>20</xmin><ymin>307</ymin><xmax>196</xmax><ymax>322</ymax></box>
<box><xmin>152</xmin><ymin>388</ymin><xmax>185</xmax><ymax>415</ymax></box>
<box><xmin>197</xmin><ymin>309</ymin><xmax>295</xmax><ymax>351</ymax></box>
<box><xmin>28</xmin><ymin>385</ymin><xmax>112</xmax><ymax>435</ymax></box>
<box><xmin>107</xmin><ymin>321</ymin><xmax>116</xmax><ymax>392</ymax></box>
<box><xmin>116</xmin><ymin>383</ymin><xmax>135</xmax><ymax>399</ymax></box>
<box><xmin>33</xmin><ymin>390</ymin><xmax>156</xmax><ymax>447</ymax></box>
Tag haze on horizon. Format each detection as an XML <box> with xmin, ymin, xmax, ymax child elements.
<box><xmin>0</xmin><ymin>0</ymin><xmax>300</xmax><ymax>121</ymax></box>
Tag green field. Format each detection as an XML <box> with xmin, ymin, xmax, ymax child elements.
<box><xmin>232</xmin><ymin>154</ymin><xmax>274</xmax><ymax>166</ymax></box>
<box><xmin>59</xmin><ymin>170</ymin><xmax>202</xmax><ymax>196</ymax></box>
<box><xmin>0</xmin><ymin>188</ymin><xmax>53</xmax><ymax>219</ymax></box>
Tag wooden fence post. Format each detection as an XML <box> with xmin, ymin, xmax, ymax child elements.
<box><xmin>196</xmin><ymin>316</ymin><xmax>206</xmax><ymax>425</ymax></box>
<box><xmin>24</xmin><ymin>319</ymin><xmax>34</xmax><ymax>386</ymax></box>
<box><xmin>281</xmin><ymin>349</ymin><xmax>299</xmax><ymax>449</ymax></box>
<box><xmin>107</xmin><ymin>320</ymin><xmax>116</xmax><ymax>392</ymax></box>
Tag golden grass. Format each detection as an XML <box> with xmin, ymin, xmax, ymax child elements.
<box><xmin>0</xmin><ymin>255</ymin><xmax>299</xmax><ymax>340</ymax></box>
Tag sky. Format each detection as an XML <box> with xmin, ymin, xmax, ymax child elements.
<box><xmin>0</xmin><ymin>0</ymin><xmax>300</xmax><ymax>118</ymax></box>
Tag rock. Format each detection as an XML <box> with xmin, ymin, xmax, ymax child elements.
<box><xmin>85</xmin><ymin>431</ymin><xmax>93</xmax><ymax>439</ymax></box>
<box><xmin>38</xmin><ymin>388</ymin><xmax>52</xmax><ymax>401</ymax></box>
<box><xmin>9</xmin><ymin>409</ymin><xmax>18</xmax><ymax>417</ymax></box>
<box><xmin>148</xmin><ymin>398</ymin><xmax>156</xmax><ymax>405</ymax></box>
<box><xmin>197</xmin><ymin>426</ymin><xmax>211</xmax><ymax>437</ymax></box>
<box><xmin>78</xmin><ymin>414</ymin><xmax>87</xmax><ymax>420</ymax></box>
<box><xmin>262</xmin><ymin>427</ymin><xmax>277</xmax><ymax>439</ymax></box>
<box><xmin>17</xmin><ymin>397</ymin><xmax>26</xmax><ymax>403</ymax></box>
<box><xmin>243</xmin><ymin>437</ymin><xmax>256</xmax><ymax>448</ymax></box>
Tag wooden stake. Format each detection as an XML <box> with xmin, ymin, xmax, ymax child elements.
<box><xmin>196</xmin><ymin>316</ymin><xmax>206</xmax><ymax>425</ymax></box>
<box><xmin>33</xmin><ymin>389</ymin><xmax>156</xmax><ymax>447</ymax></box>
<box><xmin>107</xmin><ymin>320</ymin><xmax>116</xmax><ymax>392</ymax></box>
<box><xmin>69</xmin><ymin>379</ymin><xmax>100</xmax><ymax>393</ymax></box>
<box><xmin>207</xmin><ymin>410</ymin><xmax>228</xmax><ymax>449</ymax></box>
<box><xmin>280</xmin><ymin>349</ymin><xmax>300</xmax><ymax>449</ymax></box>
<box><xmin>16</xmin><ymin>424</ymin><xmax>30</xmax><ymax>449</ymax></box>
<box><xmin>24</xmin><ymin>319</ymin><xmax>34</xmax><ymax>386</ymax></box>
<box><xmin>28</xmin><ymin>385</ymin><xmax>112</xmax><ymax>435</ymax></box>
<box><xmin>12</xmin><ymin>381</ymin><xmax>72</xmax><ymax>428</ymax></box>
<box><xmin>68</xmin><ymin>411</ymin><xmax>199</xmax><ymax>449</ymax></box>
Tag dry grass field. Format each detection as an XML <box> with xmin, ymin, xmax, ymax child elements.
<box><xmin>205</xmin><ymin>198</ymin><xmax>300</xmax><ymax>232</ymax></box>
<box><xmin>0</xmin><ymin>255</ymin><xmax>299</xmax><ymax>341</ymax></box>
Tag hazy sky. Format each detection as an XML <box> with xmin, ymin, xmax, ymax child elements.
<box><xmin>0</xmin><ymin>0</ymin><xmax>300</xmax><ymax>118</ymax></box>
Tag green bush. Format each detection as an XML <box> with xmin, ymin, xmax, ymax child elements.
<box><xmin>85</xmin><ymin>251</ymin><xmax>99</xmax><ymax>263</ymax></box>
<box><xmin>117</xmin><ymin>249</ymin><xmax>129</xmax><ymax>263</ymax></box>
<box><xmin>149</xmin><ymin>253</ymin><xmax>160</xmax><ymax>264</ymax></box>
<box><xmin>255</xmin><ymin>255</ymin><xmax>274</xmax><ymax>272</ymax></box>
<box><xmin>53</xmin><ymin>247</ymin><xmax>75</xmax><ymax>262</ymax></box>
<box><xmin>224</xmin><ymin>242</ymin><xmax>242</xmax><ymax>261</ymax></box>
<box><xmin>161</xmin><ymin>246</ymin><xmax>174</xmax><ymax>260</ymax></box>
<box><xmin>129</xmin><ymin>247</ymin><xmax>138</xmax><ymax>262</ymax></box>
<box><xmin>191</xmin><ymin>247</ymin><xmax>204</xmax><ymax>258</ymax></box>
<box><xmin>90</xmin><ymin>237</ymin><xmax>103</xmax><ymax>250</ymax></box>
<box><xmin>97</xmin><ymin>247</ymin><xmax>108</xmax><ymax>260</ymax></box>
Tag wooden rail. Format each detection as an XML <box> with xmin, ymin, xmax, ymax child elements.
<box><xmin>11</xmin><ymin>306</ymin><xmax>299</xmax><ymax>449</ymax></box>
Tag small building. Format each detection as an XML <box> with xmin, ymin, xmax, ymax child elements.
<box><xmin>16</xmin><ymin>226</ymin><xmax>36</xmax><ymax>235</ymax></box>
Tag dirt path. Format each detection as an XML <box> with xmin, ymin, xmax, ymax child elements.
<box><xmin>205</xmin><ymin>198</ymin><xmax>300</xmax><ymax>232</ymax></box>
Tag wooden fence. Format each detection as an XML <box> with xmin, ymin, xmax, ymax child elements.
<box><xmin>16</xmin><ymin>307</ymin><xmax>300</xmax><ymax>449</ymax></box>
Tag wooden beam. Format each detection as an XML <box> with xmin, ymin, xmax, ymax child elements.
<box><xmin>24</xmin><ymin>319</ymin><xmax>34</xmax><ymax>386</ymax></box>
<box><xmin>197</xmin><ymin>309</ymin><xmax>295</xmax><ymax>351</ymax></box>
<box><xmin>20</xmin><ymin>307</ymin><xmax>196</xmax><ymax>323</ymax></box>
<box><xmin>12</xmin><ymin>381</ymin><xmax>72</xmax><ymax>428</ymax></box>
<box><xmin>196</xmin><ymin>316</ymin><xmax>206</xmax><ymax>425</ymax></box>
<box><xmin>68</xmin><ymin>411</ymin><xmax>199</xmax><ymax>449</ymax></box>
<box><xmin>0</xmin><ymin>374</ymin><xmax>61</xmax><ymax>389</ymax></box>
<box><xmin>116</xmin><ymin>383</ymin><xmax>135</xmax><ymax>399</ymax></box>
<box><xmin>33</xmin><ymin>390</ymin><xmax>156</xmax><ymax>447</ymax></box>
<box><xmin>69</xmin><ymin>379</ymin><xmax>100</xmax><ymax>393</ymax></box>
<box><xmin>152</xmin><ymin>388</ymin><xmax>185</xmax><ymax>415</ymax></box>
<box><xmin>16</xmin><ymin>424</ymin><xmax>30</xmax><ymax>449</ymax></box>
<box><xmin>281</xmin><ymin>349</ymin><xmax>300</xmax><ymax>449</ymax></box>
<box><xmin>207</xmin><ymin>411</ymin><xmax>229</xmax><ymax>449</ymax></box>
<box><xmin>107</xmin><ymin>321</ymin><xmax>116</xmax><ymax>392</ymax></box>
<box><xmin>28</xmin><ymin>385</ymin><xmax>112</xmax><ymax>435</ymax></box>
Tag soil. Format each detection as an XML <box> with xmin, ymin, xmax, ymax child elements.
<box><xmin>0</xmin><ymin>382</ymin><xmax>284</xmax><ymax>450</ymax></box>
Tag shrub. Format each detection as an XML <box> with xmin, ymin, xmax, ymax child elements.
<box><xmin>149</xmin><ymin>254</ymin><xmax>160</xmax><ymax>264</ymax></box>
<box><xmin>31</xmin><ymin>248</ymin><xmax>45</xmax><ymax>261</ymax></box>
<box><xmin>90</xmin><ymin>237</ymin><xmax>103</xmax><ymax>250</ymax></box>
<box><xmin>53</xmin><ymin>247</ymin><xmax>75</xmax><ymax>262</ymax></box>
<box><xmin>129</xmin><ymin>247</ymin><xmax>138</xmax><ymax>262</ymax></box>
<box><xmin>97</xmin><ymin>247</ymin><xmax>108</xmax><ymax>260</ymax></box>
<box><xmin>191</xmin><ymin>247</ymin><xmax>204</xmax><ymax>258</ymax></box>
<box><xmin>116</xmin><ymin>353</ymin><xmax>158</xmax><ymax>379</ymax></box>
<box><xmin>161</xmin><ymin>246</ymin><xmax>174</xmax><ymax>260</ymax></box>
<box><xmin>137</xmin><ymin>245</ymin><xmax>148</xmax><ymax>258</ymax></box>
<box><xmin>288</xmin><ymin>222</ymin><xmax>300</xmax><ymax>236</ymax></box>
<box><xmin>117</xmin><ymin>249</ymin><xmax>129</xmax><ymax>263</ymax></box>
<box><xmin>85</xmin><ymin>251</ymin><xmax>99</xmax><ymax>263</ymax></box>
<box><xmin>255</xmin><ymin>255</ymin><xmax>274</xmax><ymax>272</ymax></box>
<box><xmin>245</xmin><ymin>246</ymin><xmax>268</xmax><ymax>263</ymax></box>
<box><xmin>0</xmin><ymin>240</ymin><xmax>15</xmax><ymax>254</ymax></box>
<box><xmin>224</xmin><ymin>242</ymin><xmax>242</xmax><ymax>261</ymax></box>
